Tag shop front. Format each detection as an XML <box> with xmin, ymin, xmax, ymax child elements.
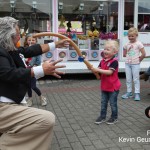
<box><xmin>0</xmin><ymin>0</ymin><xmax>149</xmax><ymax>73</ymax></box>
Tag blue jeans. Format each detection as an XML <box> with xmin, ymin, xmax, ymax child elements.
<box><xmin>100</xmin><ymin>90</ymin><xmax>119</xmax><ymax>119</ymax></box>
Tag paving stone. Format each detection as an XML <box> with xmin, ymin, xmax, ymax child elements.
<box><xmin>32</xmin><ymin>78</ymin><xmax>150</xmax><ymax>150</ymax></box>
<box><xmin>121</xmin><ymin>147</ymin><xmax>133</xmax><ymax>150</ymax></box>
<box><xmin>92</xmin><ymin>140</ymin><xmax>106</xmax><ymax>149</ymax></box>
<box><xmin>60</xmin><ymin>148</ymin><xmax>72</xmax><ymax>150</ymax></box>
<box><xmin>50</xmin><ymin>144</ymin><xmax>60</xmax><ymax>150</ymax></box>
<box><xmin>142</xmin><ymin>144</ymin><xmax>150</xmax><ymax>150</ymax></box>
<box><xmin>79</xmin><ymin>137</ymin><xmax>92</xmax><ymax>146</ymax></box>
<box><xmin>75</xmin><ymin>130</ymin><xmax>86</xmax><ymax>138</ymax></box>
<box><xmin>86</xmin><ymin>132</ymin><xmax>99</xmax><ymax>141</ymax></box>
<box><xmin>58</xmin><ymin>139</ymin><xmax>71</xmax><ymax>149</ymax></box>
<box><xmin>67</xmin><ymin>134</ymin><xmax>79</xmax><ymax>143</ymax></box>
<box><xmin>55</xmin><ymin>131</ymin><xmax>67</xmax><ymax>140</ymax></box>
<box><xmin>60</xmin><ymin>122</ymin><xmax>71</xmax><ymax>128</ymax></box>
<box><xmin>71</xmin><ymin>142</ymin><xmax>84</xmax><ymax>150</ymax></box>
<box><xmin>70</xmin><ymin>124</ymin><xmax>81</xmax><ymax>131</ymax></box>
<box><xmin>63</xmin><ymin>127</ymin><xmax>75</xmax><ymax>135</ymax></box>
<box><xmin>54</xmin><ymin>125</ymin><xmax>64</xmax><ymax>132</ymax></box>
<box><xmin>109</xmin><ymin>148</ymin><xmax>120</xmax><ymax>150</ymax></box>
<box><xmin>129</xmin><ymin>142</ymin><xmax>143</xmax><ymax>149</ymax></box>
<box><xmin>84</xmin><ymin>145</ymin><xmax>97</xmax><ymax>150</ymax></box>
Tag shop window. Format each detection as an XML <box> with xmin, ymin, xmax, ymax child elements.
<box><xmin>0</xmin><ymin>0</ymin><xmax>52</xmax><ymax>37</ymax></box>
<box><xmin>137</xmin><ymin>0</ymin><xmax>150</xmax><ymax>57</ymax></box>
<box><xmin>138</xmin><ymin>0</ymin><xmax>150</xmax><ymax>32</ymax></box>
<box><xmin>58</xmin><ymin>0</ymin><xmax>118</xmax><ymax>37</ymax></box>
<box><xmin>138</xmin><ymin>0</ymin><xmax>150</xmax><ymax>13</ymax></box>
<box><xmin>57</xmin><ymin>0</ymin><xmax>119</xmax><ymax>61</ymax></box>
<box><xmin>124</xmin><ymin>0</ymin><xmax>134</xmax><ymax>30</ymax></box>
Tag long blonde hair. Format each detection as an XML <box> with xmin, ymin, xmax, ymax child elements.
<box><xmin>0</xmin><ymin>16</ymin><xmax>18</xmax><ymax>51</ymax></box>
<box><xmin>128</xmin><ymin>27</ymin><xmax>138</xmax><ymax>36</ymax></box>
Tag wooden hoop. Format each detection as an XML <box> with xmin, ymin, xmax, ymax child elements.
<box><xmin>33</xmin><ymin>32</ymin><xmax>100</xmax><ymax>79</ymax></box>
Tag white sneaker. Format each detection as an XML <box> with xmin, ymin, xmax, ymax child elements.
<box><xmin>40</xmin><ymin>96</ymin><xmax>47</xmax><ymax>106</ymax></box>
<box><xmin>27</xmin><ymin>97</ymin><xmax>33</xmax><ymax>107</ymax></box>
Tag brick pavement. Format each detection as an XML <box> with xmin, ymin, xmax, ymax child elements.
<box><xmin>33</xmin><ymin>78</ymin><xmax>150</xmax><ymax>150</ymax></box>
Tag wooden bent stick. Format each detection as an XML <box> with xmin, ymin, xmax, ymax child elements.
<box><xmin>33</xmin><ymin>32</ymin><xmax>100</xmax><ymax>79</ymax></box>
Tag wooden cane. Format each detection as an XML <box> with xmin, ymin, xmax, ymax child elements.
<box><xmin>33</xmin><ymin>32</ymin><xmax>100</xmax><ymax>79</ymax></box>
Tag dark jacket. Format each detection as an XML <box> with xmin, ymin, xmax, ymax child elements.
<box><xmin>0</xmin><ymin>44</ymin><xmax>42</xmax><ymax>104</ymax></box>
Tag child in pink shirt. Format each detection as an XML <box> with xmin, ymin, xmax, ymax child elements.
<box><xmin>91</xmin><ymin>40</ymin><xmax>121</xmax><ymax>125</ymax></box>
<box><xmin>121</xmin><ymin>27</ymin><xmax>146</xmax><ymax>101</ymax></box>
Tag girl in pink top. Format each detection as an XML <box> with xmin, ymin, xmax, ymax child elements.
<box><xmin>91</xmin><ymin>40</ymin><xmax>121</xmax><ymax>125</ymax></box>
<box><xmin>121</xmin><ymin>27</ymin><xmax>146</xmax><ymax>101</ymax></box>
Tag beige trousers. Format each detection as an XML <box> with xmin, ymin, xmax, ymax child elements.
<box><xmin>0</xmin><ymin>103</ymin><xmax>55</xmax><ymax>150</ymax></box>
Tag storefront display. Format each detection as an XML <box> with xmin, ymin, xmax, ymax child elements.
<box><xmin>56</xmin><ymin>0</ymin><xmax>119</xmax><ymax>62</ymax></box>
<box><xmin>68</xmin><ymin>50</ymin><xmax>78</xmax><ymax>60</ymax></box>
<box><xmin>78</xmin><ymin>39</ymin><xmax>90</xmax><ymax>50</ymax></box>
<box><xmin>89</xmin><ymin>50</ymin><xmax>100</xmax><ymax>60</ymax></box>
<box><xmin>0</xmin><ymin>0</ymin><xmax>149</xmax><ymax>72</ymax></box>
<box><xmin>57</xmin><ymin>49</ymin><xmax>68</xmax><ymax>61</ymax></box>
<box><xmin>42</xmin><ymin>39</ymin><xmax>55</xmax><ymax>61</ymax></box>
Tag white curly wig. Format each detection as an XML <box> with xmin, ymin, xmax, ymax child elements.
<box><xmin>0</xmin><ymin>16</ymin><xmax>19</xmax><ymax>51</ymax></box>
